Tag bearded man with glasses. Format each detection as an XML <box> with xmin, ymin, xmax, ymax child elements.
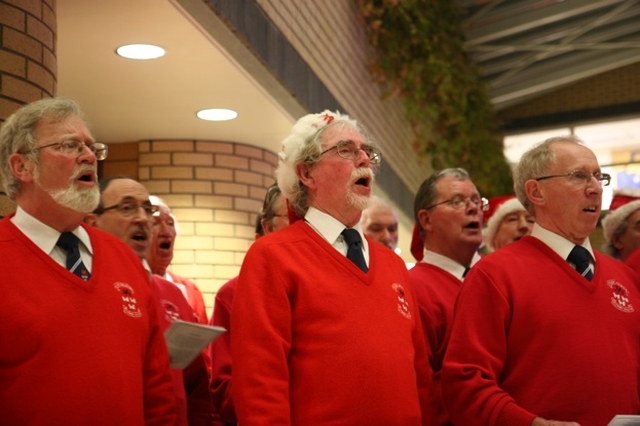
<box><xmin>0</xmin><ymin>98</ymin><xmax>176</xmax><ymax>424</ymax></box>
<box><xmin>230</xmin><ymin>110</ymin><xmax>437</xmax><ymax>425</ymax></box>
<box><xmin>442</xmin><ymin>135</ymin><xmax>640</xmax><ymax>426</ymax></box>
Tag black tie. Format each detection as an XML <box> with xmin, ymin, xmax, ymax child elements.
<box><xmin>567</xmin><ymin>245</ymin><xmax>593</xmax><ymax>281</ymax></box>
<box><xmin>462</xmin><ymin>266</ymin><xmax>471</xmax><ymax>279</ymax></box>
<box><xmin>56</xmin><ymin>232</ymin><xmax>91</xmax><ymax>280</ymax></box>
<box><xmin>341</xmin><ymin>228</ymin><xmax>368</xmax><ymax>272</ymax></box>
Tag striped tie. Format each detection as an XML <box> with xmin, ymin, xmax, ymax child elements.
<box><xmin>56</xmin><ymin>232</ymin><xmax>91</xmax><ymax>280</ymax></box>
<box><xmin>567</xmin><ymin>245</ymin><xmax>594</xmax><ymax>281</ymax></box>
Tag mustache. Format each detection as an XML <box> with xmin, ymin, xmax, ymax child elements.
<box><xmin>350</xmin><ymin>167</ymin><xmax>374</xmax><ymax>181</ymax></box>
<box><xmin>71</xmin><ymin>164</ymin><xmax>98</xmax><ymax>181</ymax></box>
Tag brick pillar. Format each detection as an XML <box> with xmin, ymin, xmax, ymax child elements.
<box><xmin>139</xmin><ymin>140</ymin><xmax>278</xmax><ymax>315</ymax></box>
<box><xmin>0</xmin><ymin>0</ymin><xmax>56</xmax><ymax>216</ymax></box>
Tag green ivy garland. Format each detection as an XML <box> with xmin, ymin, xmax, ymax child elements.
<box><xmin>357</xmin><ymin>0</ymin><xmax>513</xmax><ymax>196</ymax></box>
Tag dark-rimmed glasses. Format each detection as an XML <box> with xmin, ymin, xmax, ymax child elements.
<box><xmin>31</xmin><ymin>139</ymin><xmax>108</xmax><ymax>161</ymax></box>
<box><xmin>95</xmin><ymin>201</ymin><xmax>159</xmax><ymax>218</ymax></box>
<box><xmin>320</xmin><ymin>140</ymin><xmax>381</xmax><ymax>164</ymax></box>
<box><xmin>425</xmin><ymin>195</ymin><xmax>490</xmax><ymax>212</ymax></box>
<box><xmin>535</xmin><ymin>170</ymin><xmax>611</xmax><ymax>187</ymax></box>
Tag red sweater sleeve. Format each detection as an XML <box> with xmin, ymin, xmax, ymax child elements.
<box><xmin>209</xmin><ymin>278</ymin><xmax>237</xmax><ymax>423</ymax></box>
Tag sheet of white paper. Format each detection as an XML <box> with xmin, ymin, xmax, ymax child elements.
<box><xmin>607</xmin><ymin>415</ymin><xmax>640</xmax><ymax>426</ymax></box>
<box><xmin>164</xmin><ymin>320</ymin><xmax>226</xmax><ymax>369</ymax></box>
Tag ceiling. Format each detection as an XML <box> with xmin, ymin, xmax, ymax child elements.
<box><xmin>458</xmin><ymin>0</ymin><xmax>640</xmax><ymax>110</ymax></box>
<box><xmin>55</xmin><ymin>0</ymin><xmax>640</xmax><ymax>260</ymax></box>
<box><xmin>56</xmin><ymin>0</ymin><xmax>640</xmax><ymax>147</ymax></box>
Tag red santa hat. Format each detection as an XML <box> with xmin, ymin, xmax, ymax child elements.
<box><xmin>601</xmin><ymin>189</ymin><xmax>640</xmax><ymax>242</ymax></box>
<box><xmin>482</xmin><ymin>195</ymin><xmax>526</xmax><ymax>251</ymax></box>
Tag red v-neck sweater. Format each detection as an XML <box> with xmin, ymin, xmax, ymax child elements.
<box><xmin>442</xmin><ymin>236</ymin><xmax>640</xmax><ymax>426</ymax></box>
<box><xmin>231</xmin><ymin>220</ymin><xmax>437</xmax><ymax>425</ymax></box>
<box><xmin>0</xmin><ymin>217</ymin><xmax>176</xmax><ymax>425</ymax></box>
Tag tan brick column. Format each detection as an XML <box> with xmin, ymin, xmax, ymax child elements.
<box><xmin>0</xmin><ymin>0</ymin><xmax>56</xmax><ymax>216</ymax></box>
<box><xmin>139</xmin><ymin>140</ymin><xmax>278</xmax><ymax>315</ymax></box>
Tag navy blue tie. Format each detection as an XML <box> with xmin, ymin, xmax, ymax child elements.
<box><xmin>56</xmin><ymin>232</ymin><xmax>91</xmax><ymax>280</ymax></box>
<box><xmin>567</xmin><ymin>245</ymin><xmax>593</xmax><ymax>281</ymax></box>
<box><xmin>341</xmin><ymin>228</ymin><xmax>368</xmax><ymax>273</ymax></box>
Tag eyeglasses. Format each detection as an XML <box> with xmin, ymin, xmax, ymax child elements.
<box><xmin>96</xmin><ymin>201</ymin><xmax>159</xmax><ymax>217</ymax></box>
<box><xmin>320</xmin><ymin>140</ymin><xmax>381</xmax><ymax>164</ymax></box>
<box><xmin>425</xmin><ymin>195</ymin><xmax>490</xmax><ymax>212</ymax></box>
<box><xmin>32</xmin><ymin>139</ymin><xmax>108</xmax><ymax>161</ymax></box>
<box><xmin>535</xmin><ymin>170</ymin><xmax>611</xmax><ymax>187</ymax></box>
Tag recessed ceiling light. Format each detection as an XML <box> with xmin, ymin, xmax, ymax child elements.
<box><xmin>197</xmin><ymin>108</ymin><xmax>238</xmax><ymax>121</ymax></box>
<box><xmin>116</xmin><ymin>44</ymin><xmax>165</xmax><ymax>60</ymax></box>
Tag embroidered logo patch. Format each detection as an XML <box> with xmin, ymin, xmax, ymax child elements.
<box><xmin>161</xmin><ymin>299</ymin><xmax>180</xmax><ymax>322</ymax></box>
<box><xmin>607</xmin><ymin>280</ymin><xmax>634</xmax><ymax>313</ymax></box>
<box><xmin>392</xmin><ymin>283</ymin><xmax>412</xmax><ymax>319</ymax></box>
<box><xmin>114</xmin><ymin>282</ymin><xmax>142</xmax><ymax>318</ymax></box>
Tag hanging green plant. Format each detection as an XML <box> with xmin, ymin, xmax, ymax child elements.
<box><xmin>357</xmin><ymin>0</ymin><xmax>513</xmax><ymax>196</ymax></box>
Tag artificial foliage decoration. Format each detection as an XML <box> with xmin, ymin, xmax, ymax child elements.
<box><xmin>357</xmin><ymin>0</ymin><xmax>513</xmax><ymax>196</ymax></box>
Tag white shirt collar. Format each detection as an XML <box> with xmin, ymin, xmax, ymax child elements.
<box><xmin>11</xmin><ymin>206</ymin><xmax>93</xmax><ymax>255</ymax></box>
<box><xmin>304</xmin><ymin>207</ymin><xmax>370</xmax><ymax>260</ymax></box>
<box><xmin>422</xmin><ymin>250</ymin><xmax>482</xmax><ymax>280</ymax></box>
<box><xmin>530</xmin><ymin>223</ymin><xmax>594</xmax><ymax>262</ymax></box>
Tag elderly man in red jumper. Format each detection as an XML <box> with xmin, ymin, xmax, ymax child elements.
<box><xmin>409</xmin><ymin>167</ymin><xmax>487</xmax><ymax>425</ymax></box>
<box><xmin>231</xmin><ymin>110</ymin><xmax>437</xmax><ymax>425</ymax></box>
<box><xmin>442</xmin><ymin>135</ymin><xmax>640</xmax><ymax>426</ymax></box>
<box><xmin>86</xmin><ymin>175</ymin><xmax>215</xmax><ymax>426</ymax></box>
<box><xmin>0</xmin><ymin>98</ymin><xmax>176</xmax><ymax>424</ymax></box>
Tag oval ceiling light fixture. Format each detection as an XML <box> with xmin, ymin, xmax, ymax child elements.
<box><xmin>116</xmin><ymin>44</ymin><xmax>165</xmax><ymax>60</ymax></box>
<box><xmin>197</xmin><ymin>108</ymin><xmax>238</xmax><ymax>121</ymax></box>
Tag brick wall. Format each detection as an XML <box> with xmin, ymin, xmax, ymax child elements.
<box><xmin>139</xmin><ymin>139</ymin><xmax>278</xmax><ymax>315</ymax></box>
<box><xmin>0</xmin><ymin>0</ymin><xmax>56</xmax><ymax>122</ymax></box>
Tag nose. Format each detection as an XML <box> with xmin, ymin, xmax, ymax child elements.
<box><xmin>77</xmin><ymin>143</ymin><xmax>97</xmax><ymax>164</ymax></box>
<box><xmin>355</xmin><ymin>147</ymin><xmax>371</xmax><ymax>167</ymax></box>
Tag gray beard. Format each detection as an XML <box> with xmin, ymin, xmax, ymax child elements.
<box><xmin>34</xmin><ymin>166</ymin><xmax>100</xmax><ymax>213</ymax></box>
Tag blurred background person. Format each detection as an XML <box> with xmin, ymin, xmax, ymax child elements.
<box><xmin>148</xmin><ymin>195</ymin><xmax>209</xmax><ymax>325</ymax></box>
<box><xmin>601</xmin><ymin>189</ymin><xmax>640</xmax><ymax>262</ymax></box>
<box><xmin>483</xmin><ymin>195</ymin><xmax>534</xmax><ymax>253</ymax></box>
<box><xmin>360</xmin><ymin>195</ymin><xmax>399</xmax><ymax>250</ymax></box>
<box><xmin>209</xmin><ymin>182</ymin><xmax>289</xmax><ymax>425</ymax></box>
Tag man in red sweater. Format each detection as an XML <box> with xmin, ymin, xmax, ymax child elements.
<box><xmin>231</xmin><ymin>110</ymin><xmax>437</xmax><ymax>424</ymax></box>
<box><xmin>147</xmin><ymin>195</ymin><xmax>209</xmax><ymax>325</ymax></box>
<box><xmin>442</xmin><ymin>135</ymin><xmax>640</xmax><ymax>426</ymax></box>
<box><xmin>209</xmin><ymin>182</ymin><xmax>289</xmax><ymax>425</ymax></box>
<box><xmin>86</xmin><ymin>175</ymin><xmax>215</xmax><ymax>426</ymax></box>
<box><xmin>409</xmin><ymin>167</ymin><xmax>487</xmax><ymax>425</ymax></box>
<box><xmin>0</xmin><ymin>98</ymin><xmax>177</xmax><ymax>424</ymax></box>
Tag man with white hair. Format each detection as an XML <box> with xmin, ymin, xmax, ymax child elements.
<box><xmin>442</xmin><ymin>135</ymin><xmax>640</xmax><ymax>426</ymax></box>
<box><xmin>360</xmin><ymin>195</ymin><xmax>399</xmax><ymax>250</ymax></box>
<box><xmin>231</xmin><ymin>110</ymin><xmax>436</xmax><ymax>424</ymax></box>
<box><xmin>147</xmin><ymin>195</ymin><xmax>209</xmax><ymax>325</ymax></box>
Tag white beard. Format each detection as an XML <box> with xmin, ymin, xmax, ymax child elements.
<box><xmin>35</xmin><ymin>165</ymin><xmax>100</xmax><ymax>213</ymax></box>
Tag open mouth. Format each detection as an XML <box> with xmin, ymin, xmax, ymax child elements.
<box><xmin>77</xmin><ymin>171</ymin><xmax>95</xmax><ymax>183</ymax></box>
<box><xmin>355</xmin><ymin>176</ymin><xmax>371</xmax><ymax>187</ymax></box>
<box><xmin>583</xmin><ymin>206</ymin><xmax>597</xmax><ymax>212</ymax></box>
<box><xmin>132</xmin><ymin>231</ymin><xmax>148</xmax><ymax>242</ymax></box>
<box><xmin>159</xmin><ymin>241</ymin><xmax>171</xmax><ymax>250</ymax></box>
<box><xmin>464</xmin><ymin>221</ymin><xmax>481</xmax><ymax>230</ymax></box>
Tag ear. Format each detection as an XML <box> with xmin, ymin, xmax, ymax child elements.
<box><xmin>8</xmin><ymin>153</ymin><xmax>35</xmax><ymax>183</ymax></box>
<box><xmin>296</xmin><ymin>162</ymin><xmax>314</xmax><ymax>189</ymax></box>
<box><xmin>524</xmin><ymin>179</ymin><xmax>545</xmax><ymax>208</ymax></box>
<box><xmin>417</xmin><ymin>208</ymin><xmax>432</xmax><ymax>233</ymax></box>
<box><xmin>261</xmin><ymin>218</ymin><xmax>275</xmax><ymax>235</ymax></box>
<box><xmin>612</xmin><ymin>233</ymin><xmax>625</xmax><ymax>250</ymax></box>
<box><xmin>84</xmin><ymin>213</ymin><xmax>98</xmax><ymax>227</ymax></box>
